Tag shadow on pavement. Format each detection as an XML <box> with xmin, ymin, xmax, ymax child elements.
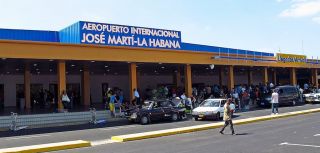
<box><xmin>0</xmin><ymin>119</ymin><xmax>130</xmax><ymax>138</ymax></box>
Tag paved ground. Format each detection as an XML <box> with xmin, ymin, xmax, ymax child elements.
<box><xmin>0</xmin><ymin>103</ymin><xmax>319</xmax><ymax>149</ymax></box>
<box><xmin>53</xmin><ymin>111</ymin><xmax>320</xmax><ymax>153</ymax></box>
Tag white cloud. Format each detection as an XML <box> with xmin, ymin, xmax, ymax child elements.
<box><xmin>279</xmin><ymin>0</ymin><xmax>320</xmax><ymax>17</ymax></box>
<box><xmin>312</xmin><ymin>16</ymin><xmax>320</xmax><ymax>23</ymax></box>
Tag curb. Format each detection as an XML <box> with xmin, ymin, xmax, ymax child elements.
<box><xmin>111</xmin><ymin>108</ymin><xmax>320</xmax><ymax>142</ymax></box>
<box><xmin>0</xmin><ymin>140</ymin><xmax>91</xmax><ymax>153</ymax></box>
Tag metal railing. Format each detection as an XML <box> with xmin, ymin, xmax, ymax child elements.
<box><xmin>0</xmin><ymin>108</ymin><xmax>121</xmax><ymax>131</ymax></box>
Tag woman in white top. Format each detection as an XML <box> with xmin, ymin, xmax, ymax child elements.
<box><xmin>61</xmin><ymin>90</ymin><xmax>70</xmax><ymax>111</ymax></box>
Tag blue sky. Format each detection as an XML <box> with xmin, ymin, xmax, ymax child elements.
<box><xmin>0</xmin><ymin>0</ymin><xmax>319</xmax><ymax>58</ymax></box>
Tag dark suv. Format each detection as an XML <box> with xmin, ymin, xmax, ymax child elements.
<box><xmin>258</xmin><ymin>85</ymin><xmax>301</xmax><ymax>107</ymax></box>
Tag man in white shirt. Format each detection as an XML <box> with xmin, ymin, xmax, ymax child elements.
<box><xmin>271</xmin><ymin>89</ymin><xmax>279</xmax><ymax>115</ymax></box>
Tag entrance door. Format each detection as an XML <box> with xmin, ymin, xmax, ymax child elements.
<box><xmin>0</xmin><ymin>84</ymin><xmax>4</xmax><ymax>109</ymax></box>
<box><xmin>31</xmin><ymin>84</ymin><xmax>44</xmax><ymax>109</ymax></box>
<box><xmin>49</xmin><ymin>84</ymin><xmax>58</xmax><ymax>108</ymax></box>
<box><xmin>16</xmin><ymin>84</ymin><xmax>24</xmax><ymax>109</ymax></box>
<box><xmin>67</xmin><ymin>83</ymin><xmax>81</xmax><ymax>109</ymax></box>
<box><xmin>102</xmin><ymin>83</ymin><xmax>108</xmax><ymax>104</ymax></box>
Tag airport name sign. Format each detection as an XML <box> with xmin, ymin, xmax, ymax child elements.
<box><xmin>276</xmin><ymin>53</ymin><xmax>307</xmax><ymax>63</ymax></box>
<box><xmin>80</xmin><ymin>21</ymin><xmax>181</xmax><ymax>49</ymax></box>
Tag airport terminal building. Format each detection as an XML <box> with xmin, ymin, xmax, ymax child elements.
<box><xmin>0</xmin><ymin>21</ymin><xmax>319</xmax><ymax>114</ymax></box>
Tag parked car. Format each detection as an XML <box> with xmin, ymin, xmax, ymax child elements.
<box><xmin>125</xmin><ymin>100</ymin><xmax>186</xmax><ymax>124</ymax></box>
<box><xmin>258</xmin><ymin>85</ymin><xmax>301</xmax><ymax>107</ymax></box>
<box><xmin>192</xmin><ymin>99</ymin><xmax>226</xmax><ymax>121</ymax></box>
<box><xmin>304</xmin><ymin>91</ymin><xmax>320</xmax><ymax>103</ymax></box>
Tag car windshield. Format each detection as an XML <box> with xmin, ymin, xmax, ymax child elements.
<box><xmin>142</xmin><ymin>101</ymin><xmax>153</xmax><ymax>109</ymax></box>
<box><xmin>200</xmin><ymin>100</ymin><xmax>220</xmax><ymax>107</ymax></box>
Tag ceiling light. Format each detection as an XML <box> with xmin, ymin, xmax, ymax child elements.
<box><xmin>80</xmin><ymin>69</ymin><xmax>83</xmax><ymax>72</ymax></box>
<box><xmin>33</xmin><ymin>64</ymin><xmax>37</xmax><ymax>67</ymax></box>
<box><xmin>91</xmin><ymin>61</ymin><xmax>95</xmax><ymax>63</ymax></box>
<box><xmin>159</xmin><ymin>63</ymin><xmax>162</xmax><ymax>65</ymax></box>
<box><xmin>49</xmin><ymin>69</ymin><xmax>53</xmax><ymax>72</ymax></box>
<box><xmin>49</xmin><ymin>59</ymin><xmax>54</xmax><ymax>62</ymax></box>
<box><xmin>1</xmin><ymin>58</ymin><xmax>6</xmax><ymax>60</ymax></box>
<box><xmin>6</xmin><ymin>72</ymin><xmax>10</xmax><ymax>74</ymax></box>
<box><xmin>71</xmin><ymin>64</ymin><xmax>75</xmax><ymax>67</ymax></box>
<box><xmin>105</xmin><ymin>65</ymin><xmax>108</xmax><ymax>68</ymax></box>
<box><xmin>16</xmin><ymin>68</ymin><xmax>20</xmax><ymax>71</ymax></box>
<box><xmin>161</xmin><ymin>66</ymin><xmax>165</xmax><ymax>69</ymax></box>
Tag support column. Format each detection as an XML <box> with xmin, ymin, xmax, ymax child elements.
<box><xmin>82</xmin><ymin>64</ymin><xmax>90</xmax><ymax>106</ymax></box>
<box><xmin>227</xmin><ymin>65</ymin><xmax>234</xmax><ymax>91</ymax></box>
<box><xmin>290</xmin><ymin>68</ymin><xmax>297</xmax><ymax>86</ymax></box>
<box><xmin>129</xmin><ymin>63</ymin><xmax>137</xmax><ymax>102</ymax></box>
<box><xmin>184</xmin><ymin>64</ymin><xmax>192</xmax><ymax>97</ymax></box>
<box><xmin>57</xmin><ymin>60</ymin><xmax>66</xmax><ymax>111</ymax></box>
<box><xmin>248</xmin><ymin>69</ymin><xmax>253</xmax><ymax>85</ymax></box>
<box><xmin>263</xmin><ymin>67</ymin><xmax>268</xmax><ymax>85</ymax></box>
<box><xmin>173</xmin><ymin>67</ymin><xmax>181</xmax><ymax>87</ymax></box>
<box><xmin>219</xmin><ymin>67</ymin><xmax>223</xmax><ymax>87</ymax></box>
<box><xmin>24</xmin><ymin>62</ymin><xmax>31</xmax><ymax>109</ymax></box>
<box><xmin>312</xmin><ymin>69</ymin><xmax>318</xmax><ymax>88</ymax></box>
<box><xmin>273</xmin><ymin>69</ymin><xmax>277</xmax><ymax>85</ymax></box>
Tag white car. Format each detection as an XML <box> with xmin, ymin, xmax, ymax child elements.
<box><xmin>192</xmin><ymin>99</ymin><xmax>226</xmax><ymax>121</ymax></box>
<box><xmin>304</xmin><ymin>92</ymin><xmax>320</xmax><ymax>103</ymax></box>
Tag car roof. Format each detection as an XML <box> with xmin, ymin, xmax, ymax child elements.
<box><xmin>205</xmin><ymin>98</ymin><xmax>226</xmax><ymax>101</ymax></box>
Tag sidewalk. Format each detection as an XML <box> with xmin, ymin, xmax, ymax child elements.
<box><xmin>0</xmin><ymin>103</ymin><xmax>319</xmax><ymax>149</ymax></box>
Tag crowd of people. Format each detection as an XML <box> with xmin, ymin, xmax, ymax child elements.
<box><xmin>61</xmin><ymin>81</ymin><xmax>319</xmax><ymax>115</ymax></box>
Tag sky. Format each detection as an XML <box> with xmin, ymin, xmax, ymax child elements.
<box><xmin>0</xmin><ymin>0</ymin><xmax>319</xmax><ymax>58</ymax></box>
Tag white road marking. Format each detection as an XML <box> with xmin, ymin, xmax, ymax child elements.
<box><xmin>99</xmin><ymin>125</ymin><xmax>137</xmax><ymax>131</ymax></box>
<box><xmin>4</xmin><ymin>134</ymin><xmax>51</xmax><ymax>141</ymax></box>
<box><xmin>91</xmin><ymin>139</ymin><xmax>115</xmax><ymax>146</ymax></box>
<box><xmin>314</xmin><ymin>134</ymin><xmax>320</xmax><ymax>136</ymax></box>
<box><xmin>280</xmin><ymin>142</ymin><xmax>320</xmax><ymax>148</ymax></box>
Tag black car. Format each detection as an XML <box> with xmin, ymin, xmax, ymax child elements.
<box><xmin>125</xmin><ymin>100</ymin><xmax>186</xmax><ymax>124</ymax></box>
<box><xmin>258</xmin><ymin>85</ymin><xmax>302</xmax><ymax>107</ymax></box>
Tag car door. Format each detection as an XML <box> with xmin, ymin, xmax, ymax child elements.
<box><xmin>149</xmin><ymin>102</ymin><xmax>165</xmax><ymax>121</ymax></box>
<box><xmin>161</xmin><ymin>101</ymin><xmax>174</xmax><ymax>119</ymax></box>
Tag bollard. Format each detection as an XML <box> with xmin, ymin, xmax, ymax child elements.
<box><xmin>10</xmin><ymin>112</ymin><xmax>17</xmax><ymax>131</ymax></box>
<box><xmin>9</xmin><ymin>112</ymin><xmax>28</xmax><ymax>131</ymax></box>
<box><xmin>89</xmin><ymin>108</ymin><xmax>97</xmax><ymax>124</ymax></box>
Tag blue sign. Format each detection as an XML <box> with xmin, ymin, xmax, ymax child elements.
<box><xmin>79</xmin><ymin>21</ymin><xmax>181</xmax><ymax>49</ymax></box>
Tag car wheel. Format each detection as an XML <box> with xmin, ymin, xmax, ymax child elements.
<box><xmin>215</xmin><ymin>112</ymin><xmax>221</xmax><ymax>120</ymax></box>
<box><xmin>171</xmin><ymin>113</ymin><xmax>178</xmax><ymax>121</ymax></box>
<box><xmin>140</xmin><ymin>116</ymin><xmax>149</xmax><ymax>125</ymax></box>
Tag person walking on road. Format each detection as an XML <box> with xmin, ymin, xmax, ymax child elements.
<box><xmin>271</xmin><ymin>89</ymin><xmax>279</xmax><ymax>115</ymax></box>
<box><xmin>220</xmin><ymin>98</ymin><xmax>235</xmax><ymax>135</ymax></box>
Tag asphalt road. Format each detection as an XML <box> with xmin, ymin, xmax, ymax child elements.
<box><xmin>0</xmin><ymin>103</ymin><xmax>319</xmax><ymax>150</ymax></box>
<box><xmin>53</xmin><ymin>111</ymin><xmax>320</xmax><ymax>153</ymax></box>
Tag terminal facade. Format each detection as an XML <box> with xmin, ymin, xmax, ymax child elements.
<box><xmin>0</xmin><ymin>21</ymin><xmax>319</xmax><ymax>114</ymax></box>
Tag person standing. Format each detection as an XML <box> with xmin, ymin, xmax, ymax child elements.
<box><xmin>220</xmin><ymin>98</ymin><xmax>235</xmax><ymax>135</ymax></box>
<box><xmin>133</xmin><ymin>88</ymin><xmax>141</xmax><ymax>107</ymax></box>
<box><xmin>61</xmin><ymin>90</ymin><xmax>70</xmax><ymax>112</ymax></box>
<box><xmin>271</xmin><ymin>89</ymin><xmax>279</xmax><ymax>115</ymax></box>
<box><xmin>109</xmin><ymin>91</ymin><xmax>117</xmax><ymax>117</ymax></box>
